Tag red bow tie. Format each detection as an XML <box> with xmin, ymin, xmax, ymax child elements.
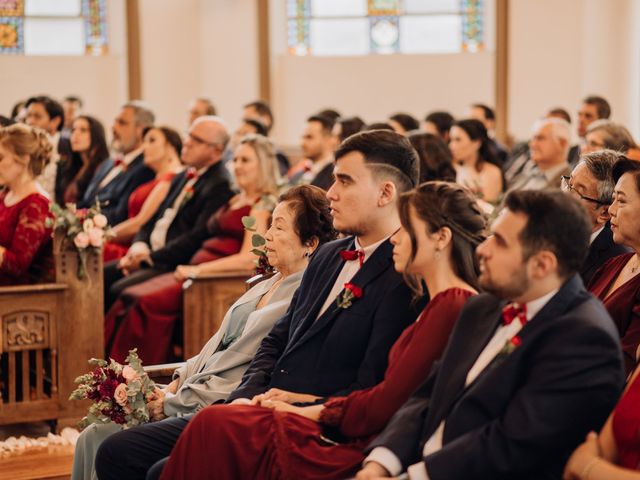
<box><xmin>113</xmin><ymin>157</ymin><xmax>124</xmax><ymax>168</ymax></box>
<box><xmin>186</xmin><ymin>168</ymin><xmax>198</xmax><ymax>180</ymax></box>
<box><xmin>340</xmin><ymin>249</ymin><xmax>365</xmax><ymax>268</ymax></box>
<box><xmin>501</xmin><ymin>303</ymin><xmax>528</xmax><ymax>327</ymax></box>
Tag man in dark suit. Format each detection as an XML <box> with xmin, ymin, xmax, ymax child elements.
<box><xmin>95</xmin><ymin>130</ymin><xmax>426</xmax><ymax>480</ymax></box>
<box><xmin>289</xmin><ymin>114</ymin><xmax>336</xmax><ymax>190</ymax></box>
<box><xmin>357</xmin><ymin>190</ymin><xmax>624</xmax><ymax>480</ymax></box>
<box><xmin>103</xmin><ymin>116</ymin><xmax>234</xmax><ymax>311</ymax></box>
<box><xmin>79</xmin><ymin>101</ymin><xmax>155</xmax><ymax>225</ymax></box>
<box><xmin>563</xmin><ymin>150</ymin><xmax>630</xmax><ymax>285</ymax></box>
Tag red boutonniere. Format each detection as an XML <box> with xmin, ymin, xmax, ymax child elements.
<box><xmin>499</xmin><ymin>335</ymin><xmax>522</xmax><ymax>356</ymax></box>
<box><xmin>180</xmin><ymin>186</ymin><xmax>194</xmax><ymax>208</ymax></box>
<box><xmin>336</xmin><ymin>282</ymin><xmax>363</xmax><ymax>309</ymax></box>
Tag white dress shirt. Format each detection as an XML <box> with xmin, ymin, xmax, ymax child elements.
<box><xmin>365</xmin><ymin>288</ymin><xmax>559</xmax><ymax>479</ymax></box>
<box><xmin>98</xmin><ymin>147</ymin><xmax>144</xmax><ymax>189</ymax></box>
<box><xmin>315</xmin><ymin>236</ymin><xmax>387</xmax><ymax>319</ymax></box>
<box><xmin>590</xmin><ymin>226</ymin><xmax>605</xmax><ymax>245</ymax></box>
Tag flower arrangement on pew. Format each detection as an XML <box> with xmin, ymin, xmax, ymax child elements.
<box><xmin>46</xmin><ymin>203</ymin><xmax>113</xmax><ymax>279</ymax></box>
<box><xmin>69</xmin><ymin>349</ymin><xmax>156</xmax><ymax>429</ymax></box>
<box><xmin>242</xmin><ymin>215</ymin><xmax>275</xmax><ymax>276</ymax></box>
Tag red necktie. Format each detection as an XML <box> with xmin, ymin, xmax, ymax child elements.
<box><xmin>340</xmin><ymin>249</ymin><xmax>365</xmax><ymax>268</ymax></box>
<box><xmin>501</xmin><ymin>303</ymin><xmax>527</xmax><ymax>326</ymax></box>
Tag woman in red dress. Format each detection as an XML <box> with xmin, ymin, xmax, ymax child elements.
<box><xmin>103</xmin><ymin>126</ymin><xmax>183</xmax><ymax>262</ymax></box>
<box><xmin>0</xmin><ymin>124</ymin><xmax>53</xmax><ymax>285</ymax></box>
<box><xmin>159</xmin><ymin>181</ymin><xmax>488</xmax><ymax>480</ymax></box>
<box><xmin>55</xmin><ymin>115</ymin><xmax>109</xmax><ymax>205</ymax></box>
<box><xmin>587</xmin><ymin>158</ymin><xmax>640</xmax><ymax>375</ymax></box>
<box><xmin>105</xmin><ymin>134</ymin><xmax>282</xmax><ymax>364</ymax></box>
<box><xmin>563</xmin><ymin>365</ymin><xmax>640</xmax><ymax>479</ymax></box>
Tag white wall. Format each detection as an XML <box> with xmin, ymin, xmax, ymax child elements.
<box><xmin>0</xmin><ymin>0</ymin><xmax>127</xmax><ymax>132</ymax></box>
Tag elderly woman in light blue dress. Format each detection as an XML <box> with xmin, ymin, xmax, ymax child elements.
<box><xmin>72</xmin><ymin>185</ymin><xmax>336</xmax><ymax>480</ymax></box>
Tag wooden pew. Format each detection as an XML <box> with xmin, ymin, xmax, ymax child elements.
<box><xmin>0</xmin><ymin>243</ymin><xmax>103</xmax><ymax>429</ymax></box>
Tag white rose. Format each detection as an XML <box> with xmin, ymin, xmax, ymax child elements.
<box><xmin>74</xmin><ymin>232</ymin><xmax>90</xmax><ymax>249</ymax></box>
<box><xmin>122</xmin><ymin>365</ymin><xmax>140</xmax><ymax>382</ymax></box>
<box><xmin>88</xmin><ymin>228</ymin><xmax>104</xmax><ymax>248</ymax></box>
<box><xmin>93</xmin><ymin>214</ymin><xmax>108</xmax><ymax>229</ymax></box>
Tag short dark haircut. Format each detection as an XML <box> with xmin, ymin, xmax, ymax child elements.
<box><xmin>64</xmin><ymin>95</ymin><xmax>83</xmax><ymax>108</ymax></box>
<box><xmin>307</xmin><ymin>114</ymin><xmax>335</xmax><ymax>135</ymax></box>
<box><xmin>278</xmin><ymin>184</ymin><xmax>337</xmax><ymax>247</ymax></box>
<box><xmin>335</xmin><ymin>129</ymin><xmax>419</xmax><ymax>193</ymax></box>
<box><xmin>389</xmin><ymin>113</ymin><xmax>420</xmax><ymax>132</ymax></box>
<box><xmin>424</xmin><ymin>111</ymin><xmax>455</xmax><ymax>137</ymax></box>
<box><xmin>336</xmin><ymin>116</ymin><xmax>365</xmax><ymax>143</ymax></box>
<box><xmin>408</xmin><ymin>132</ymin><xmax>456</xmax><ymax>183</ymax></box>
<box><xmin>612</xmin><ymin>157</ymin><xmax>640</xmax><ymax>194</ymax></box>
<box><xmin>10</xmin><ymin>100</ymin><xmax>25</xmax><ymax>120</ymax></box>
<box><xmin>583</xmin><ymin>95</ymin><xmax>611</xmax><ymax>119</ymax></box>
<box><xmin>471</xmin><ymin>103</ymin><xmax>495</xmax><ymax>121</ymax></box>
<box><xmin>25</xmin><ymin>95</ymin><xmax>64</xmax><ymax>132</ymax></box>
<box><xmin>244</xmin><ymin>100</ymin><xmax>273</xmax><ymax>130</ymax></box>
<box><xmin>504</xmin><ymin>190</ymin><xmax>591</xmax><ymax>278</ymax></box>
<box><xmin>0</xmin><ymin>115</ymin><xmax>14</xmax><ymax>127</ymax></box>
<box><xmin>242</xmin><ymin>118</ymin><xmax>269</xmax><ymax>137</ymax></box>
<box><xmin>316</xmin><ymin>109</ymin><xmax>341</xmax><ymax>121</ymax></box>
<box><xmin>365</xmin><ymin>122</ymin><xmax>395</xmax><ymax>132</ymax></box>
<box><xmin>547</xmin><ymin>107</ymin><xmax>572</xmax><ymax>124</ymax></box>
<box><xmin>579</xmin><ymin>149</ymin><xmax>623</xmax><ymax>204</ymax></box>
<box><xmin>196</xmin><ymin>97</ymin><xmax>217</xmax><ymax>115</ymax></box>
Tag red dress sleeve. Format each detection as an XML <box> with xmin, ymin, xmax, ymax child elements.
<box><xmin>319</xmin><ymin>288</ymin><xmax>473</xmax><ymax>438</ymax></box>
<box><xmin>0</xmin><ymin>194</ymin><xmax>52</xmax><ymax>280</ymax></box>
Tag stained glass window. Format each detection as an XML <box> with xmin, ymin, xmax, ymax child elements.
<box><xmin>287</xmin><ymin>0</ymin><xmax>485</xmax><ymax>56</ymax></box>
<box><xmin>0</xmin><ymin>0</ymin><xmax>107</xmax><ymax>55</ymax></box>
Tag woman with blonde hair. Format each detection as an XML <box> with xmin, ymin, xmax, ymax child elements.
<box><xmin>105</xmin><ymin>134</ymin><xmax>282</xmax><ymax>364</ymax></box>
<box><xmin>0</xmin><ymin>124</ymin><xmax>54</xmax><ymax>284</ymax></box>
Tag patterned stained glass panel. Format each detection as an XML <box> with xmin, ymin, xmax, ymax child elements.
<box><xmin>310</xmin><ymin>0</ymin><xmax>366</xmax><ymax>18</ymax></box>
<box><xmin>24</xmin><ymin>17</ymin><xmax>83</xmax><ymax>55</ymax></box>
<box><xmin>462</xmin><ymin>0</ymin><xmax>484</xmax><ymax>51</ymax></box>
<box><xmin>368</xmin><ymin>0</ymin><xmax>399</xmax><ymax>16</ymax></box>
<box><xmin>0</xmin><ymin>0</ymin><xmax>23</xmax><ymax>16</ymax></box>
<box><xmin>399</xmin><ymin>14</ymin><xmax>461</xmax><ymax>54</ymax></box>
<box><xmin>83</xmin><ymin>0</ymin><xmax>107</xmax><ymax>55</ymax></box>
<box><xmin>370</xmin><ymin>16</ymin><xmax>399</xmax><ymax>54</ymax></box>
<box><xmin>404</xmin><ymin>0</ymin><xmax>459</xmax><ymax>14</ymax></box>
<box><xmin>0</xmin><ymin>16</ymin><xmax>23</xmax><ymax>53</ymax></box>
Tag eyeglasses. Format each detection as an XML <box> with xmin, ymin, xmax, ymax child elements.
<box><xmin>560</xmin><ymin>176</ymin><xmax>609</xmax><ymax>205</ymax></box>
<box><xmin>188</xmin><ymin>133</ymin><xmax>219</xmax><ymax>148</ymax></box>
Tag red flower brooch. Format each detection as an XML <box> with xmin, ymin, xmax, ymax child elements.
<box><xmin>336</xmin><ymin>282</ymin><xmax>363</xmax><ymax>309</ymax></box>
<box><xmin>499</xmin><ymin>335</ymin><xmax>522</xmax><ymax>356</ymax></box>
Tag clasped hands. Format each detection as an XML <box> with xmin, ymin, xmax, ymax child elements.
<box><xmin>230</xmin><ymin>388</ymin><xmax>321</xmax><ymax>420</ymax></box>
<box><xmin>145</xmin><ymin>380</ymin><xmax>179</xmax><ymax>422</ymax></box>
<box><xmin>118</xmin><ymin>251</ymin><xmax>151</xmax><ymax>275</ymax></box>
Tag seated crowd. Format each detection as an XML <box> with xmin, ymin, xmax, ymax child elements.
<box><xmin>1</xmin><ymin>93</ymin><xmax>640</xmax><ymax>479</ymax></box>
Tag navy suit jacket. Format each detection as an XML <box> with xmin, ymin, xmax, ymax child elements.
<box><xmin>79</xmin><ymin>153</ymin><xmax>154</xmax><ymax>225</ymax></box>
<box><xmin>227</xmin><ymin>236</ymin><xmax>425</xmax><ymax>401</ymax></box>
<box><xmin>581</xmin><ymin>223</ymin><xmax>630</xmax><ymax>286</ymax></box>
<box><xmin>367</xmin><ymin>275</ymin><xmax>624</xmax><ymax>480</ymax></box>
<box><xmin>134</xmin><ymin>160</ymin><xmax>234</xmax><ymax>269</ymax></box>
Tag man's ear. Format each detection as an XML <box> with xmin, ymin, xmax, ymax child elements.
<box><xmin>529</xmin><ymin>250</ymin><xmax>558</xmax><ymax>280</ymax></box>
<box><xmin>378</xmin><ymin>181</ymin><xmax>397</xmax><ymax>207</ymax></box>
<box><xmin>595</xmin><ymin>203</ymin><xmax>611</xmax><ymax>226</ymax></box>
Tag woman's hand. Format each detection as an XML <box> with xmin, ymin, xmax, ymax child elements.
<box><xmin>259</xmin><ymin>400</ymin><xmax>322</xmax><ymax>422</ymax></box>
<box><xmin>174</xmin><ymin>265</ymin><xmax>200</xmax><ymax>281</ymax></box>
<box><xmin>250</xmin><ymin>388</ymin><xmax>319</xmax><ymax>405</ymax></box>
<box><xmin>563</xmin><ymin>431</ymin><xmax>601</xmax><ymax>480</ymax></box>
<box><xmin>146</xmin><ymin>387</ymin><xmax>167</xmax><ymax>422</ymax></box>
<box><xmin>354</xmin><ymin>462</ymin><xmax>393</xmax><ymax>479</ymax></box>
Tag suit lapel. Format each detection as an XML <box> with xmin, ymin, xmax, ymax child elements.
<box><xmin>83</xmin><ymin>159</ymin><xmax>113</xmax><ymax>202</ymax></box>
<box><xmin>286</xmin><ymin>240</ymin><xmax>394</xmax><ymax>354</ymax></box>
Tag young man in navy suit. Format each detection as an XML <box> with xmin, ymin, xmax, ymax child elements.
<box><xmin>95</xmin><ymin>129</ymin><xmax>426</xmax><ymax>480</ymax></box>
<box><xmin>357</xmin><ymin>190</ymin><xmax>625</xmax><ymax>480</ymax></box>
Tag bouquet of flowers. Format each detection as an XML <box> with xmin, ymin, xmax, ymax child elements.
<box><xmin>46</xmin><ymin>203</ymin><xmax>113</xmax><ymax>279</ymax></box>
<box><xmin>69</xmin><ymin>349</ymin><xmax>156</xmax><ymax>429</ymax></box>
<box><xmin>242</xmin><ymin>215</ymin><xmax>275</xmax><ymax>276</ymax></box>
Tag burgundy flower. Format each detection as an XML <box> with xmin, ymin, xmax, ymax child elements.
<box><xmin>99</xmin><ymin>378</ymin><xmax>119</xmax><ymax>400</ymax></box>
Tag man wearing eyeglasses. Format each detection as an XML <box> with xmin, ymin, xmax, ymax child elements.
<box><xmin>103</xmin><ymin>116</ymin><xmax>234</xmax><ymax>312</ymax></box>
<box><xmin>561</xmin><ymin>150</ymin><xmax>630</xmax><ymax>284</ymax></box>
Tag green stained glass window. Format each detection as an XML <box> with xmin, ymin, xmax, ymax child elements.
<box><xmin>287</xmin><ymin>0</ymin><xmax>485</xmax><ymax>56</ymax></box>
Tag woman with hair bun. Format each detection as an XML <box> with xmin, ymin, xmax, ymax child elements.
<box><xmin>0</xmin><ymin>124</ymin><xmax>54</xmax><ymax>285</ymax></box>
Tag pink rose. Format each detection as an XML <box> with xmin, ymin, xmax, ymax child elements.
<box><xmin>122</xmin><ymin>365</ymin><xmax>139</xmax><ymax>382</ymax></box>
<box><xmin>74</xmin><ymin>232</ymin><xmax>90</xmax><ymax>249</ymax></box>
<box><xmin>88</xmin><ymin>227</ymin><xmax>104</xmax><ymax>247</ymax></box>
<box><xmin>93</xmin><ymin>214</ymin><xmax>108</xmax><ymax>229</ymax></box>
<box><xmin>83</xmin><ymin>218</ymin><xmax>95</xmax><ymax>232</ymax></box>
<box><xmin>114</xmin><ymin>383</ymin><xmax>128</xmax><ymax>408</ymax></box>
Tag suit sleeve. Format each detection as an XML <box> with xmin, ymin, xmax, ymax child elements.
<box><xmin>149</xmin><ymin>183</ymin><xmax>233</xmax><ymax>268</ymax></box>
<box><xmin>225</xmin><ymin>288</ymin><xmax>300</xmax><ymax>402</ymax></box>
<box><xmin>423</xmin><ymin>321</ymin><xmax>624</xmax><ymax>480</ymax></box>
<box><xmin>111</xmin><ymin>168</ymin><xmax>155</xmax><ymax>226</ymax></box>
<box><xmin>329</xmin><ymin>281</ymin><xmax>419</xmax><ymax>397</ymax></box>
<box><xmin>364</xmin><ymin>367</ymin><xmax>438</xmax><ymax>467</ymax></box>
